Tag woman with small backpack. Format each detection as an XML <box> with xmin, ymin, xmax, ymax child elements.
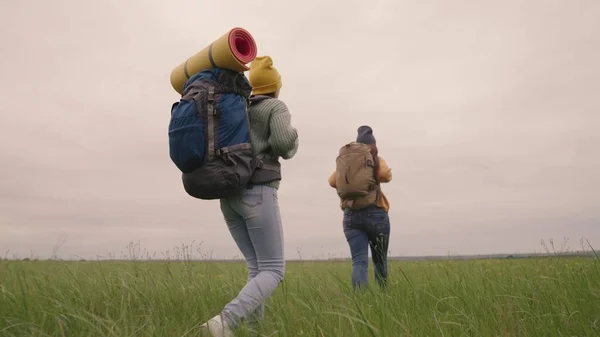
<box><xmin>328</xmin><ymin>126</ymin><xmax>392</xmax><ymax>289</ymax></box>
<box><xmin>200</xmin><ymin>56</ymin><xmax>299</xmax><ymax>336</ymax></box>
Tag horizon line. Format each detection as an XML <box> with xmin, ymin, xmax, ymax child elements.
<box><xmin>3</xmin><ymin>251</ymin><xmax>596</xmax><ymax>262</ymax></box>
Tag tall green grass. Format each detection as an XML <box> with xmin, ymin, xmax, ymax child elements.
<box><xmin>1</xmin><ymin>256</ymin><xmax>599</xmax><ymax>336</ymax></box>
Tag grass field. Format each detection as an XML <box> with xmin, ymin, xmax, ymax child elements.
<box><xmin>1</xmin><ymin>255</ymin><xmax>599</xmax><ymax>337</ymax></box>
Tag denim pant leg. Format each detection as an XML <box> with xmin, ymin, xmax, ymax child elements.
<box><xmin>219</xmin><ymin>185</ymin><xmax>285</xmax><ymax>328</ymax></box>
<box><xmin>365</xmin><ymin>208</ymin><xmax>391</xmax><ymax>288</ymax></box>
<box><xmin>219</xmin><ymin>198</ymin><xmax>263</xmax><ymax>325</ymax></box>
<box><xmin>343</xmin><ymin>210</ymin><xmax>370</xmax><ymax>289</ymax></box>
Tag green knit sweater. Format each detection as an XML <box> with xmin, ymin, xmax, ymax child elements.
<box><xmin>248</xmin><ymin>98</ymin><xmax>299</xmax><ymax>189</ymax></box>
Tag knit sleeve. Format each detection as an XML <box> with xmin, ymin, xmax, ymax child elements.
<box><xmin>268</xmin><ymin>100</ymin><xmax>299</xmax><ymax>159</ymax></box>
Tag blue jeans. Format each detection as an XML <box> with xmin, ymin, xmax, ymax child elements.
<box><xmin>218</xmin><ymin>185</ymin><xmax>285</xmax><ymax>329</ymax></box>
<box><xmin>343</xmin><ymin>206</ymin><xmax>390</xmax><ymax>289</ymax></box>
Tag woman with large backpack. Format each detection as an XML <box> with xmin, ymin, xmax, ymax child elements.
<box><xmin>200</xmin><ymin>56</ymin><xmax>299</xmax><ymax>336</ymax></box>
<box><xmin>328</xmin><ymin>126</ymin><xmax>392</xmax><ymax>289</ymax></box>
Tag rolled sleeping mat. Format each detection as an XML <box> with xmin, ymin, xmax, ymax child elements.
<box><xmin>170</xmin><ymin>27</ymin><xmax>257</xmax><ymax>94</ymax></box>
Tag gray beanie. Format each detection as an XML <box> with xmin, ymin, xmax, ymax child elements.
<box><xmin>356</xmin><ymin>125</ymin><xmax>376</xmax><ymax>144</ymax></box>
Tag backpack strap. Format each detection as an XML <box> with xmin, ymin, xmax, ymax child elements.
<box><xmin>217</xmin><ymin>143</ymin><xmax>252</xmax><ymax>155</ymax></box>
<box><xmin>208</xmin><ymin>43</ymin><xmax>217</xmax><ymax>68</ymax></box>
<box><xmin>206</xmin><ymin>85</ymin><xmax>218</xmax><ymax>161</ymax></box>
<box><xmin>249</xmin><ymin>154</ymin><xmax>281</xmax><ymax>184</ymax></box>
<box><xmin>257</xmin><ymin>156</ymin><xmax>281</xmax><ymax>171</ymax></box>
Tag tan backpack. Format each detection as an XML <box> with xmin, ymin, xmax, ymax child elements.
<box><xmin>335</xmin><ymin>142</ymin><xmax>379</xmax><ymax>209</ymax></box>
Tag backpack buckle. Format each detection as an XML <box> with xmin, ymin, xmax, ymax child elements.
<box><xmin>207</xmin><ymin>87</ymin><xmax>215</xmax><ymax>102</ymax></box>
<box><xmin>206</xmin><ymin>86</ymin><xmax>217</xmax><ymax>115</ymax></box>
<box><xmin>215</xmin><ymin>147</ymin><xmax>231</xmax><ymax>156</ymax></box>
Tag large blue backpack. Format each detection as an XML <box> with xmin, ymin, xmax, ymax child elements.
<box><xmin>169</xmin><ymin>68</ymin><xmax>268</xmax><ymax>200</ymax></box>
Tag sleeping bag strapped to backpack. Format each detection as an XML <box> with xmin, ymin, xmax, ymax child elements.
<box><xmin>335</xmin><ymin>142</ymin><xmax>379</xmax><ymax>209</ymax></box>
<box><xmin>169</xmin><ymin>68</ymin><xmax>276</xmax><ymax>200</ymax></box>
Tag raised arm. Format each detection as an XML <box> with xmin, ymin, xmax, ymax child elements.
<box><xmin>268</xmin><ymin>100</ymin><xmax>299</xmax><ymax>159</ymax></box>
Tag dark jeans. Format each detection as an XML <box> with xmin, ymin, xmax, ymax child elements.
<box><xmin>343</xmin><ymin>206</ymin><xmax>390</xmax><ymax>289</ymax></box>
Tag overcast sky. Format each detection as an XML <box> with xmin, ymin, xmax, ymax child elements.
<box><xmin>1</xmin><ymin>0</ymin><xmax>598</xmax><ymax>260</ymax></box>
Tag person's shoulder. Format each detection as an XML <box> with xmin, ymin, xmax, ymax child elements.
<box><xmin>263</xmin><ymin>99</ymin><xmax>290</xmax><ymax>118</ymax></box>
<box><xmin>268</xmin><ymin>98</ymin><xmax>288</xmax><ymax>110</ymax></box>
<box><xmin>250</xmin><ymin>97</ymin><xmax>287</xmax><ymax>112</ymax></box>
